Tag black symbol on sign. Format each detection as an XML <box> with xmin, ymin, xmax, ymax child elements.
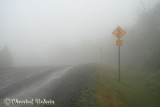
<box><xmin>117</xmin><ymin>27</ymin><xmax>121</xmax><ymax>38</ymax></box>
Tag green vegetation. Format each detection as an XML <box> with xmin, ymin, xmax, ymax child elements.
<box><xmin>76</xmin><ymin>84</ymin><xmax>92</xmax><ymax>107</ymax></box>
<box><xmin>94</xmin><ymin>66</ymin><xmax>160</xmax><ymax>107</ymax></box>
<box><xmin>122</xmin><ymin>4</ymin><xmax>160</xmax><ymax>71</ymax></box>
<box><xmin>95</xmin><ymin>67</ymin><xmax>128</xmax><ymax>107</ymax></box>
<box><xmin>75</xmin><ymin>66</ymin><xmax>98</xmax><ymax>107</ymax></box>
<box><xmin>75</xmin><ymin>63</ymin><xmax>160</xmax><ymax>107</ymax></box>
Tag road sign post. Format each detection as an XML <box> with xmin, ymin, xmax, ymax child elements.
<box><xmin>99</xmin><ymin>48</ymin><xmax>103</xmax><ymax>64</ymax></box>
<box><xmin>118</xmin><ymin>46</ymin><xmax>120</xmax><ymax>81</ymax></box>
<box><xmin>112</xmin><ymin>26</ymin><xmax>126</xmax><ymax>81</ymax></box>
<box><xmin>101</xmin><ymin>51</ymin><xmax>103</xmax><ymax>64</ymax></box>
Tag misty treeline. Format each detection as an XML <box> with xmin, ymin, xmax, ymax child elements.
<box><xmin>0</xmin><ymin>46</ymin><xmax>13</xmax><ymax>68</ymax></box>
<box><xmin>123</xmin><ymin>3</ymin><xmax>160</xmax><ymax>72</ymax></box>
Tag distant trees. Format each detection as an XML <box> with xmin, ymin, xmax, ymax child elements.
<box><xmin>139</xmin><ymin>4</ymin><xmax>160</xmax><ymax>71</ymax></box>
<box><xmin>124</xmin><ymin>3</ymin><xmax>160</xmax><ymax>71</ymax></box>
<box><xmin>0</xmin><ymin>46</ymin><xmax>13</xmax><ymax>68</ymax></box>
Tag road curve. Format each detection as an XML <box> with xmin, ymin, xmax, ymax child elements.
<box><xmin>0</xmin><ymin>65</ymin><xmax>97</xmax><ymax>107</ymax></box>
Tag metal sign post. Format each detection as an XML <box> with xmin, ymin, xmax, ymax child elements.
<box><xmin>112</xmin><ymin>26</ymin><xmax>126</xmax><ymax>81</ymax></box>
<box><xmin>118</xmin><ymin>46</ymin><xmax>120</xmax><ymax>81</ymax></box>
<box><xmin>99</xmin><ymin>48</ymin><xmax>103</xmax><ymax>64</ymax></box>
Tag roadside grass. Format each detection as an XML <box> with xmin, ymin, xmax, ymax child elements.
<box><xmin>94</xmin><ymin>66</ymin><xmax>160</xmax><ymax>107</ymax></box>
<box><xmin>75</xmin><ymin>65</ymin><xmax>160</xmax><ymax>107</ymax></box>
<box><xmin>95</xmin><ymin>67</ymin><xmax>129</xmax><ymax>107</ymax></box>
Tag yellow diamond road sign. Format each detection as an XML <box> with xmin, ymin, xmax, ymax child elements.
<box><xmin>112</xmin><ymin>26</ymin><xmax>126</xmax><ymax>39</ymax></box>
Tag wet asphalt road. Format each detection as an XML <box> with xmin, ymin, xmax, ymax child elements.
<box><xmin>0</xmin><ymin>65</ymin><xmax>97</xmax><ymax>107</ymax></box>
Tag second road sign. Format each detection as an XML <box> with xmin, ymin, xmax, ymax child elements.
<box><xmin>116</xmin><ymin>40</ymin><xmax>122</xmax><ymax>46</ymax></box>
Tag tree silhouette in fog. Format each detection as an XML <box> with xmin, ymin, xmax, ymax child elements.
<box><xmin>0</xmin><ymin>46</ymin><xmax>13</xmax><ymax>68</ymax></box>
<box><xmin>124</xmin><ymin>3</ymin><xmax>160</xmax><ymax>71</ymax></box>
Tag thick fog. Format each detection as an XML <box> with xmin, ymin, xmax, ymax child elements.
<box><xmin>0</xmin><ymin>0</ymin><xmax>159</xmax><ymax>66</ymax></box>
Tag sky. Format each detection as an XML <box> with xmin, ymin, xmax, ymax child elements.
<box><xmin>0</xmin><ymin>0</ymin><xmax>159</xmax><ymax>66</ymax></box>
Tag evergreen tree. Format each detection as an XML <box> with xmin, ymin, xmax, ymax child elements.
<box><xmin>0</xmin><ymin>46</ymin><xmax>13</xmax><ymax>68</ymax></box>
<box><xmin>125</xmin><ymin>3</ymin><xmax>160</xmax><ymax>71</ymax></box>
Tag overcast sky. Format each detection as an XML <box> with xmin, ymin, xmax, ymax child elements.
<box><xmin>0</xmin><ymin>0</ymin><xmax>159</xmax><ymax>66</ymax></box>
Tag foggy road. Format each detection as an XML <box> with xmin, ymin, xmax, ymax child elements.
<box><xmin>0</xmin><ymin>65</ymin><xmax>97</xmax><ymax>107</ymax></box>
<box><xmin>0</xmin><ymin>0</ymin><xmax>160</xmax><ymax>106</ymax></box>
<box><xmin>0</xmin><ymin>66</ymin><xmax>75</xmax><ymax>106</ymax></box>
<box><xmin>0</xmin><ymin>66</ymin><xmax>72</xmax><ymax>106</ymax></box>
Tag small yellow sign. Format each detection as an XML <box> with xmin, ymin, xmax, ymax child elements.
<box><xmin>99</xmin><ymin>48</ymin><xmax>103</xmax><ymax>52</ymax></box>
<box><xmin>112</xmin><ymin>26</ymin><xmax>126</xmax><ymax>39</ymax></box>
<box><xmin>116</xmin><ymin>40</ymin><xmax>122</xmax><ymax>46</ymax></box>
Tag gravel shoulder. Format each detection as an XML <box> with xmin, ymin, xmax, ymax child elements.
<box><xmin>46</xmin><ymin>64</ymin><xmax>98</xmax><ymax>107</ymax></box>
